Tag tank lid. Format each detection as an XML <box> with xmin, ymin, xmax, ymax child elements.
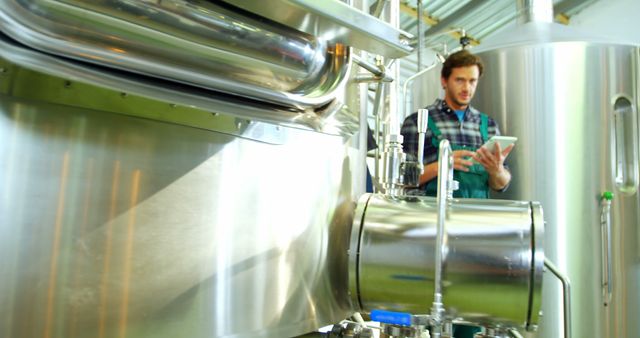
<box><xmin>475</xmin><ymin>22</ymin><xmax>639</xmax><ymax>52</ymax></box>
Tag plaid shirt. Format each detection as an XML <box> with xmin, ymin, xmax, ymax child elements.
<box><xmin>401</xmin><ymin>99</ymin><xmax>501</xmax><ymax>164</ymax></box>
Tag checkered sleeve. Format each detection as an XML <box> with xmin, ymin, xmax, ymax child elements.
<box><xmin>487</xmin><ymin>117</ymin><xmax>501</xmax><ymax>137</ymax></box>
<box><xmin>400</xmin><ymin>114</ymin><xmax>419</xmax><ymax>162</ymax></box>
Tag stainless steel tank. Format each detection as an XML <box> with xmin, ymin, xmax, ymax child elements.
<box><xmin>349</xmin><ymin>193</ymin><xmax>544</xmax><ymax>331</ymax></box>
<box><xmin>0</xmin><ymin>56</ymin><xmax>361</xmax><ymax>338</ymax></box>
<box><xmin>471</xmin><ymin>22</ymin><xmax>640</xmax><ymax>338</ymax></box>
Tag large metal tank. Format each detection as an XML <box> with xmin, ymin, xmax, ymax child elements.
<box><xmin>472</xmin><ymin>22</ymin><xmax>640</xmax><ymax>338</ymax></box>
<box><xmin>0</xmin><ymin>51</ymin><xmax>361</xmax><ymax>338</ymax></box>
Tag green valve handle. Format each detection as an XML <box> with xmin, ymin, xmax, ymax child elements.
<box><xmin>601</xmin><ymin>191</ymin><xmax>614</xmax><ymax>201</ymax></box>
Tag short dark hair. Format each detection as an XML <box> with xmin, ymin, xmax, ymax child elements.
<box><xmin>441</xmin><ymin>50</ymin><xmax>484</xmax><ymax>79</ymax></box>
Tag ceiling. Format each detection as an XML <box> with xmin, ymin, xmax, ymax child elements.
<box><xmin>395</xmin><ymin>0</ymin><xmax>599</xmax><ymax>53</ymax></box>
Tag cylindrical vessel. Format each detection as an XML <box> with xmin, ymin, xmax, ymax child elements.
<box><xmin>472</xmin><ymin>23</ymin><xmax>640</xmax><ymax>338</ymax></box>
<box><xmin>349</xmin><ymin>193</ymin><xmax>544</xmax><ymax>330</ymax></box>
<box><xmin>0</xmin><ymin>24</ymin><xmax>363</xmax><ymax>338</ymax></box>
<box><xmin>0</xmin><ymin>0</ymin><xmax>350</xmax><ymax>110</ymax></box>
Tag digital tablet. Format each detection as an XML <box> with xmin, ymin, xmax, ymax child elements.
<box><xmin>471</xmin><ymin>136</ymin><xmax>517</xmax><ymax>163</ymax></box>
<box><xmin>481</xmin><ymin>136</ymin><xmax>517</xmax><ymax>153</ymax></box>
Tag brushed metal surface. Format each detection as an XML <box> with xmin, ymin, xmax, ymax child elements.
<box><xmin>0</xmin><ymin>92</ymin><xmax>361</xmax><ymax>338</ymax></box>
<box><xmin>473</xmin><ymin>40</ymin><xmax>640</xmax><ymax>338</ymax></box>
<box><xmin>350</xmin><ymin>194</ymin><xmax>544</xmax><ymax>330</ymax></box>
<box><xmin>0</xmin><ymin>0</ymin><xmax>351</xmax><ymax>110</ymax></box>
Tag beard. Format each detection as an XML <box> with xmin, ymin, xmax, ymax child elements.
<box><xmin>445</xmin><ymin>87</ymin><xmax>472</xmax><ymax>108</ymax></box>
<box><xmin>452</xmin><ymin>95</ymin><xmax>470</xmax><ymax>107</ymax></box>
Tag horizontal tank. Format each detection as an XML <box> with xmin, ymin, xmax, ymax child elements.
<box><xmin>350</xmin><ymin>194</ymin><xmax>544</xmax><ymax>331</ymax></box>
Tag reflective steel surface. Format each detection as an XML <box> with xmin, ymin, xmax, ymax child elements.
<box><xmin>350</xmin><ymin>194</ymin><xmax>544</xmax><ymax>330</ymax></box>
<box><xmin>472</xmin><ymin>26</ymin><xmax>640</xmax><ymax>338</ymax></box>
<box><xmin>0</xmin><ymin>33</ymin><xmax>359</xmax><ymax>138</ymax></box>
<box><xmin>221</xmin><ymin>0</ymin><xmax>414</xmax><ymax>58</ymax></box>
<box><xmin>0</xmin><ymin>62</ymin><xmax>363</xmax><ymax>338</ymax></box>
<box><xmin>0</xmin><ymin>0</ymin><xmax>351</xmax><ymax>110</ymax></box>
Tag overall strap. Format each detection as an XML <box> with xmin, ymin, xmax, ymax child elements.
<box><xmin>480</xmin><ymin>113</ymin><xmax>489</xmax><ymax>142</ymax></box>
<box><xmin>427</xmin><ymin>116</ymin><xmax>442</xmax><ymax>137</ymax></box>
<box><xmin>427</xmin><ymin>116</ymin><xmax>442</xmax><ymax>147</ymax></box>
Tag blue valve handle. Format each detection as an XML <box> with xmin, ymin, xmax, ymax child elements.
<box><xmin>370</xmin><ymin>309</ymin><xmax>412</xmax><ymax>326</ymax></box>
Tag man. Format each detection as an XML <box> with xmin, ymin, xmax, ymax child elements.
<box><xmin>401</xmin><ymin>50</ymin><xmax>512</xmax><ymax>198</ymax></box>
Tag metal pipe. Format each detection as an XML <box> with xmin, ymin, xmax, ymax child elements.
<box><xmin>0</xmin><ymin>0</ymin><xmax>351</xmax><ymax>110</ymax></box>
<box><xmin>417</xmin><ymin>0</ymin><xmax>424</xmax><ymax>69</ymax></box>
<box><xmin>544</xmin><ymin>258</ymin><xmax>572</xmax><ymax>338</ymax></box>
<box><xmin>416</xmin><ymin>108</ymin><xmax>429</xmax><ymax>172</ymax></box>
<box><xmin>402</xmin><ymin>60</ymin><xmax>439</xmax><ymax>118</ymax></box>
<box><xmin>430</xmin><ymin>139</ymin><xmax>453</xmax><ymax>338</ymax></box>
<box><xmin>508</xmin><ymin>328</ymin><xmax>525</xmax><ymax>338</ymax></box>
<box><xmin>516</xmin><ymin>0</ymin><xmax>554</xmax><ymax>24</ymax></box>
<box><xmin>380</xmin><ymin>134</ymin><xmax>405</xmax><ymax>196</ymax></box>
<box><xmin>386</xmin><ymin>0</ymin><xmax>401</xmax><ymax>136</ymax></box>
<box><xmin>372</xmin><ymin>81</ymin><xmax>385</xmax><ymax>193</ymax></box>
<box><xmin>435</xmin><ymin>139</ymin><xmax>453</xmax><ymax>292</ymax></box>
<box><xmin>354</xmin><ymin>74</ymin><xmax>393</xmax><ymax>83</ymax></box>
<box><xmin>352</xmin><ymin>54</ymin><xmax>394</xmax><ymax>82</ymax></box>
<box><xmin>376</xmin><ymin>0</ymin><xmax>404</xmax><ymax>196</ymax></box>
<box><xmin>600</xmin><ymin>193</ymin><xmax>613</xmax><ymax>306</ymax></box>
<box><xmin>0</xmin><ymin>34</ymin><xmax>357</xmax><ymax>135</ymax></box>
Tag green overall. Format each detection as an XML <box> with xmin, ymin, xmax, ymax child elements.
<box><xmin>424</xmin><ymin>114</ymin><xmax>490</xmax><ymax>199</ymax></box>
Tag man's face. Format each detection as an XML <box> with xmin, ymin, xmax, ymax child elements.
<box><xmin>441</xmin><ymin>65</ymin><xmax>480</xmax><ymax>110</ymax></box>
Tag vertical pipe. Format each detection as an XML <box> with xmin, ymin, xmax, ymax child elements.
<box><xmin>430</xmin><ymin>139</ymin><xmax>453</xmax><ymax>338</ymax></box>
<box><xmin>373</xmin><ymin>82</ymin><xmax>385</xmax><ymax>192</ymax></box>
<box><xmin>516</xmin><ymin>0</ymin><xmax>553</xmax><ymax>24</ymax></box>
<box><xmin>417</xmin><ymin>0</ymin><xmax>423</xmax><ymax>70</ymax></box>
<box><xmin>544</xmin><ymin>258</ymin><xmax>572</xmax><ymax>338</ymax></box>
<box><xmin>434</xmin><ymin>139</ymin><xmax>452</xmax><ymax>298</ymax></box>
<box><xmin>385</xmin><ymin>0</ymin><xmax>401</xmax><ymax>136</ymax></box>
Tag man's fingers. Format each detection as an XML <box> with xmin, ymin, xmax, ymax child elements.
<box><xmin>458</xmin><ymin>159</ymin><xmax>474</xmax><ymax>167</ymax></box>
<box><xmin>472</xmin><ymin>153</ymin><xmax>484</xmax><ymax>164</ymax></box>
<box><xmin>476</xmin><ymin>147</ymin><xmax>493</xmax><ymax>160</ymax></box>
<box><xmin>494</xmin><ymin>142</ymin><xmax>502</xmax><ymax>155</ymax></box>
<box><xmin>454</xmin><ymin>158</ymin><xmax>473</xmax><ymax>171</ymax></box>
<box><xmin>502</xmin><ymin>144</ymin><xmax>515</xmax><ymax>157</ymax></box>
<box><xmin>453</xmin><ymin>150</ymin><xmax>475</xmax><ymax>158</ymax></box>
<box><xmin>453</xmin><ymin>164</ymin><xmax>470</xmax><ymax>172</ymax></box>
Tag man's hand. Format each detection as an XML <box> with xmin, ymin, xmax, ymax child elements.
<box><xmin>473</xmin><ymin>142</ymin><xmax>514</xmax><ymax>190</ymax></box>
<box><xmin>474</xmin><ymin>143</ymin><xmax>513</xmax><ymax>175</ymax></box>
<box><xmin>452</xmin><ymin>150</ymin><xmax>476</xmax><ymax>172</ymax></box>
<box><xmin>418</xmin><ymin>150</ymin><xmax>475</xmax><ymax>185</ymax></box>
